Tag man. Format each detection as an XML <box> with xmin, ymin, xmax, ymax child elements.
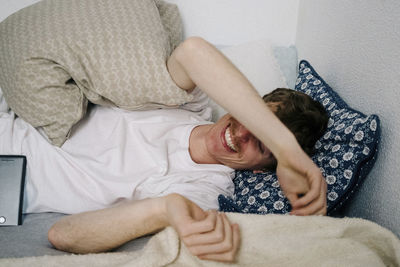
<box><xmin>46</xmin><ymin>37</ymin><xmax>328</xmax><ymax>262</ymax></box>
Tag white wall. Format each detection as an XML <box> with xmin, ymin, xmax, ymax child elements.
<box><xmin>1</xmin><ymin>0</ymin><xmax>300</xmax><ymax>46</ymax></box>
<box><xmin>296</xmin><ymin>0</ymin><xmax>400</xmax><ymax>236</ymax></box>
<box><xmin>166</xmin><ymin>0</ymin><xmax>299</xmax><ymax>46</ymax></box>
<box><xmin>0</xmin><ymin>0</ymin><xmax>41</xmax><ymax>21</ymax></box>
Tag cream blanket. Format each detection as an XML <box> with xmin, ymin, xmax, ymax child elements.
<box><xmin>2</xmin><ymin>214</ymin><xmax>399</xmax><ymax>267</ymax></box>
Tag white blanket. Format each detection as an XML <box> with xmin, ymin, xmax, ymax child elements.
<box><xmin>2</xmin><ymin>213</ymin><xmax>399</xmax><ymax>267</ymax></box>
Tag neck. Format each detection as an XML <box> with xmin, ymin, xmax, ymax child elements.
<box><xmin>189</xmin><ymin>124</ymin><xmax>216</xmax><ymax>164</ymax></box>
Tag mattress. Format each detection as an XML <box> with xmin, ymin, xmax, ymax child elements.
<box><xmin>0</xmin><ymin>213</ymin><xmax>151</xmax><ymax>258</ymax></box>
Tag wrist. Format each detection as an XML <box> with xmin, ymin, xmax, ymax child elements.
<box><xmin>153</xmin><ymin>195</ymin><xmax>170</xmax><ymax>229</ymax></box>
<box><xmin>273</xmin><ymin>131</ymin><xmax>299</xmax><ymax>162</ymax></box>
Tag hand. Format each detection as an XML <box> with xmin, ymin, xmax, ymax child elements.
<box><xmin>276</xmin><ymin>146</ymin><xmax>327</xmax><ymax>216</ymax></box>
<box><xmin>164</xmin><ymin>193</ymin><xmax>241</xmax><ymax>262</ymax></box>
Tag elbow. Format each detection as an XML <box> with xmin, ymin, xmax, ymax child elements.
<box><xmin>48</xmin><ymin>223</ymin><xmax>74</xmax><ymax>252</ymax></box>
<box><xmin>175</xmin><ymin>36</ymin><xmax>213</xmax><ymax>62</ymax></box>
<box><xmin>181</xmin><ymin>36</ymin><xmax>211</xmax><ymax>49</ymax></box>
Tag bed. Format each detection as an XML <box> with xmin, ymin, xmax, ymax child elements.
<box><xmin>1</xmin><ymin>0</ymin><xmax>399</xmax><ymax>265</ymax></box>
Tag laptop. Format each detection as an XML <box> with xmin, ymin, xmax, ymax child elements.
<box><xmin>0</xmin><ymin>155</ymin><xmax>26</xmax><ymax>226</ymax></box>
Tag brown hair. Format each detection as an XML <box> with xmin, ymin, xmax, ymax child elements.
<box><xmin>263</xmin><ymin>88</ymin><xmax>328</xmax><ymax>159</ymax></box>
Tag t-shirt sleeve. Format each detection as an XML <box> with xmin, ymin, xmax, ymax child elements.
<box><xmin>179</xmin><ymin>87</ymin><xmax>213</xmax><ymax>121</ymax></box>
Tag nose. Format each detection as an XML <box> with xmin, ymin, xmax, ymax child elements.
<box><xmin>236</xmin><ymin>124</ymin><xmax>253</xmax><ymax>143</ymax></box>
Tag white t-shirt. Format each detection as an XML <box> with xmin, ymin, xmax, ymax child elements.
<box><xmin>0</xmin><ymin>89</ymin><xmax>234</xmax><ymax>214</ymax></box>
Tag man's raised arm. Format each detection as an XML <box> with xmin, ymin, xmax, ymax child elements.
<box><xmin>167</xmin><ymin>37</ymin><xmax>327</xmax><ymax>215</ymax></box>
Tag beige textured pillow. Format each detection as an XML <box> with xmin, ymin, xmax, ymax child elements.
<box><xmin>0</xmin><ymin>0</ymin><xmax>192</xmax><ymax>146</ymax></box>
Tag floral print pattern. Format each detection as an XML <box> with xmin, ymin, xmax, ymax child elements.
<box><xmin>219</xmin><ymin>60</ymin><xmax>380</xmax><ymax>215</ymax></box>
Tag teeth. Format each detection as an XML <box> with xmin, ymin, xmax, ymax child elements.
<box><xmin>225</xmin><ymin>127</ymin><xmax>237</xmax><ymax>152</ymax></box>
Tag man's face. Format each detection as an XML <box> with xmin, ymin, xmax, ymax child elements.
<box><xmin>205</xmin><ymin>114</ymin><xmax>275</xmax><ymax>170</ymax></box>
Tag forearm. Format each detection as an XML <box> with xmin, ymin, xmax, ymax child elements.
<box><xmin>168</xmin><ymin>37</ymin><xmax>297</xmax><ymax>159</ymax></box>
<box><xmin>48</xmin><ymin>197</ymin><xmax>168</xmax><ymax>253</ymax></box>
<box><xmin>168</xmin><ymin>38</ymin><xmax>327</xmax><ymax>215</ymax></box>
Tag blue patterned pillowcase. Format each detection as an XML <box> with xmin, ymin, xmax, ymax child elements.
<box><xmin>219</xmin><ymin>60</ymin><xmax>380</xmax><ymax>215</ymax></box>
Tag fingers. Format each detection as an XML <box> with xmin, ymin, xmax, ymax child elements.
<box><xmin>291</xmin><ymin>169</ymin><xmax>322</xmax><ymax>209</ymax></box>
<box><xmin>185</xmin><ymin>213</ymin><xmax>232</xmax><ymax>255</ymax></box>
<box><xmin>183</xmin><ymin>212</ymin><xmax>224</xmax><ymax>246</ymax></box>
<box><xmin>198</xmin><ymin>224</ymin><xmax>241</xmax><ymax>262</ymax></box>
<box><xmin>285</xmin><ymin>192</ymin><xmax>299</xmax><ymax>207</ymax></box>
<box><xmin>291</xmin><ymin>178</ymin><xmax>327</xmax><ymax>216</ymax></box>
<box><xmin>183</xmin><ymin>213</ymin><xmax>240</xmax><ymax>263</ymax></box>
<box><xmin>179</xmin><ymin>210</ymin><xmax>217</xmax><ymax>237</ymax></box>
<box><xmin>167</xmin><ymin>195</ymin><xmax>240</xmax><ymax>263</ymax></box>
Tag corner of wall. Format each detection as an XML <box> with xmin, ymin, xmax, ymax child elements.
<box><xmin>294</xmin><ymin>0</ymin><xmax>400</xmax><ymax>236</ymax></box>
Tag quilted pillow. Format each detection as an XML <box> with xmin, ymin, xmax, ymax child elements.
<box><xmin>0</xmin><ymin>0</ymin><xmax>192</xmax><ymax>146</ymax></box>
<box><xmin>219</xmin><ymin>60</ymin><xmax>380</xmax><ymax>215</ymax></box>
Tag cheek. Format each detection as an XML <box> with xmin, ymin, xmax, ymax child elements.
<box><xmin>239</xmin><ymin>146</ymin><xmax>261</xmax><ymax>161</ymax></box>
<box><xmin>227</xmin><ymin>153</ymin><xmax>262</xmax><ymax>169</ymax></box>
<box><xmin>239</xmin><ymin>150</ymin><xmax>268</xmax><ymax>168</ymax></box>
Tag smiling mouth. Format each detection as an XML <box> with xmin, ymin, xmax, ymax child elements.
<box><xmin>224</xmin><ymin>125</ymin><xmax>238</xmax><ymax>152</ymax></box>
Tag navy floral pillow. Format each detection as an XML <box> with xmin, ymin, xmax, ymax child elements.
<box><xmin>219</xmin><ymin>60</ymin><xmax>380</xmax><ymax>215</ymax></box>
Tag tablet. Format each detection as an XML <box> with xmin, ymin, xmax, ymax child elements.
<box><xmin>0</xmin><ymin>155</ymin><xmax>26</xmax><ymax>226</ymax></box>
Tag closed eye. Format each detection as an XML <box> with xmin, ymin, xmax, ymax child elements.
<box><xmin>258</xmin><ymin>140</ymin><xmax>265</xmax><ymax>154</ymax></box>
